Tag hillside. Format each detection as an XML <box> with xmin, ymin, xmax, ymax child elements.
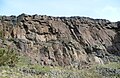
<box><xmin>0</xmin><ymin>14</ymin><xmax>120</xmax><ymax>78</ymax></box>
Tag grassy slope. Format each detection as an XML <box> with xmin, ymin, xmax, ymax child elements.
<box><xmin>0</xmin><ymin>55</ymin><xmax>120</xmax><ymax>78</ymax></box>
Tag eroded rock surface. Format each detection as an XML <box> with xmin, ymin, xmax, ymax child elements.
<box><xmin>0</xmin><ymin>14</ymin><xmax>120</xmax><ymax>68</ymax></box>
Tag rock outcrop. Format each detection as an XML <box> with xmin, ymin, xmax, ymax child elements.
<box><xmin>0</xmin><ymin>14</ymin><xmax>120</xmax><ymax>68</ymax></box>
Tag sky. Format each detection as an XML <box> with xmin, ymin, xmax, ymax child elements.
<box><xmin>0</xmin><ymin>0</ymin><xmax>120</xmax><ymax>22</ymax></box>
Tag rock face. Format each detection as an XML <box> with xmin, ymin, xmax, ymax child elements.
<box><xmin>0</xmin><ymin>14</ymin><xmax>120</xmax><ymax>68</ymax></box>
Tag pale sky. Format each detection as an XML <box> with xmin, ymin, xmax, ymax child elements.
<box><xmin>0</xmin><ymin>0</ymin><xmax>120</xmax><ymax>22</ymax></box>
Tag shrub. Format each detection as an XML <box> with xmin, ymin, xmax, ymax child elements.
<box><xmin>0</xmin><ymin>48</ymin><xmax>19</xmax><ymax>66</ymax></box>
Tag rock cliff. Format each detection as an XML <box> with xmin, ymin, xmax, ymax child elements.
<box><xmin>0</xmin><ymin>14</ymin><xmax>120</xmax><ymax>69</ymax></box>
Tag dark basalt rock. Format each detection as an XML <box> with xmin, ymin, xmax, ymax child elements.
<box><xmin>0</xmin><ymin>14</ymin><xmax>120</xmax><ymax>68</ymax></box>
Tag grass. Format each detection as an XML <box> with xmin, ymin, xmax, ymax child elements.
<box><xmin>95</xmin><ymin>62</ymin><xmax>120</xmax><ymax>77</ymax></box>
<box><xmin>0</xmin><ymin>50</ymin><xmax>120</xmax><ymax>78</ymax></box>
<box><xmin>16</xmin><ymin>55</ymin><xmax>31</xmax><ymax>67</ymax></box>
<box><xmin>28</xmin><ymin>64</ymin><xmax>51</xmax><ymax>72</ymax></box>
<box><xmin>99</xmin><ymin>62</ymin><xmax>120</xmax><ymax>69</ymax></box>
<box><xmin>0</xmin><ymin>48</ymin><xmax>19</xmax><ymax>66</ymax></box>
<box><xmin>0</xmin><ymin>61</ymin><xmax>120</xmax><ymax>78</ymax></box>
<box><xmin>0</xmin><ymin>66</ymin><xmax>43</xmax><ymax>78</ymax></box>
<box><xmin>16</xmin><ymin>54</ymin><xmax>51</xmax><ymax>73</ymax></box>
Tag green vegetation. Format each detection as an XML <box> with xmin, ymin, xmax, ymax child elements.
<box><xmin>0</xmin><ymin>57</ymin><xmax>120</xmax><ymax>78</ymax></box>
<box><xmin>99</xmin><ymin>62</ymin><xmax>120</xmax><ymax>69</ymax></box>
<box><xmin>0</xmin><ymin>48</ymin><xmax>19</xmax><ymax>66</ymax></box>
<box><xmin>16</xmin><ymin>55</ymin><xmax>30</xmax><ymax>67</ymax></box>
<box><xmin>0</xmin><ymin>47</ymin><xmax>120</xmax><ymax>78</ymax></box>
<box><xmin>29</xmin><ymin>64</ymin><xmax>51</xmax><ymax>72</ymax></box>
<box><xmin>0</xmin><ymin>47</ymin><xmax>119</xmax><ymax>78</ymax></box>
<box><xmin>17</xmin><ymin>55</ymin><xmax>51</xmax><ymax>72</ymax></box>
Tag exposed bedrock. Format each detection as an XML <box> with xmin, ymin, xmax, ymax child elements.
<box><xmin>0</xmin><ymin>14</ymin><xmax>120</xmax><ymax>68</ymax></box>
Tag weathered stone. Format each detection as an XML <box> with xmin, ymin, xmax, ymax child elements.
<box><xmin>0</xmin><ymin>14</ymin><xmax>120</xmax><ymax>68</ymax></box>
